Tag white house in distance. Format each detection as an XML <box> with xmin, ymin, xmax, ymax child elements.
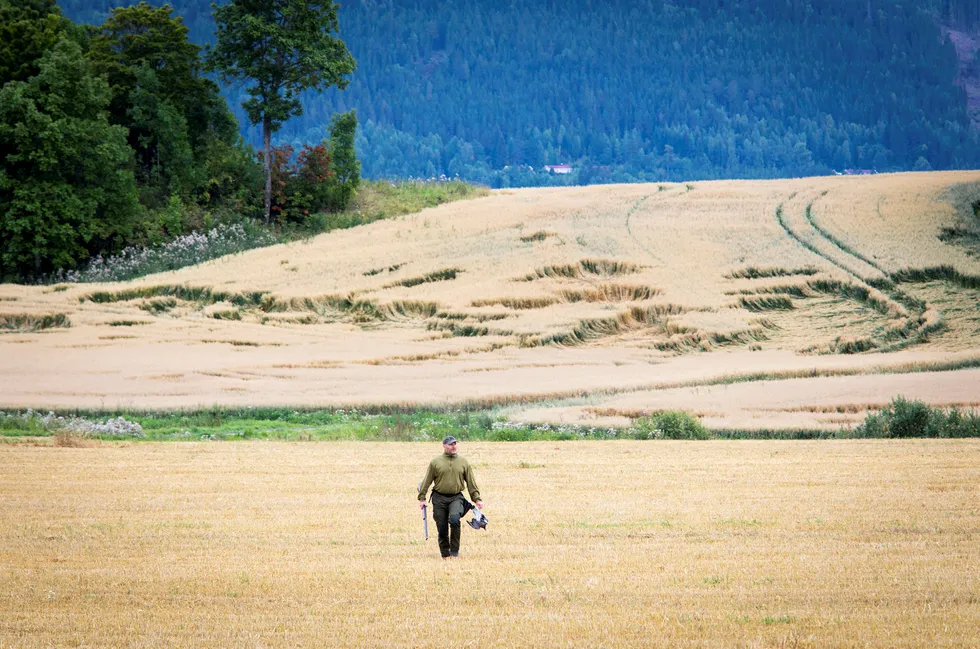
<box><xmin>544</xmin><ymin>164</ymin><xmax>573</xmax><ymax>174</ymax></box>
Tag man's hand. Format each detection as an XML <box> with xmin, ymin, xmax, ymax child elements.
<box><xmin>419</xmin><ymin>501</ymin><xmax>426</xmax><ymax>510</ymax></box>
<box><xmin>475</xmin><ymin>500</ymin><xmax>484</xmax><ymax>510</ymax></box>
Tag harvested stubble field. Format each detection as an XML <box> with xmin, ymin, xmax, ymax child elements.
<box><xmin>1</xmin><ymin>441</ymin><xmax>978</xmax><ymax>648</ymax></box>
<box><xmin>2</xmin><ymin>171</ymin><xmax>980</xmax><ymax>429</ymax></box>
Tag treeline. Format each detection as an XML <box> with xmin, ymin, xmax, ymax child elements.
<box><xmin>1</xmin><ymin>0</ymin><xmax>358</xmax><ymax>282</ymax></box>
<box><xmin>57</xmin><ymin>0</ymin><xmax>980</xmax><ymax>187</ymax></box>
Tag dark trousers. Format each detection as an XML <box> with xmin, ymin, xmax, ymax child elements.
<box><xmin>431</xmin><ymin>492</ymin><xmax>471</xmax><ymax>557</ymax></box>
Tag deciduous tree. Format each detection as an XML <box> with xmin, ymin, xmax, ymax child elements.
<box><xmin>206</xmin><ymin>0</ymin><xmax>355</xmax><ymax>223</ymax></box>
<box><xmin>89</xmin><ymin>2</ymin><xmax>238</xmax><ymax>202</ymax></box>
<box><xmin>326</xmin><ymin>109</ymin><xmax>359</xmax><ymax>210</ymax></box>
<box><xmin>0</xmin><ymin>0</ymin><xmax>77</xmax><ymax>87</ymax></box>
<box><xmin>0</xmin><ymin>39</ymin><xmax>139</xmax><ymax>281</ymax></box>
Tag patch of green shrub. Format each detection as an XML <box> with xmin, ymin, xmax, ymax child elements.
<box><xmin>633</xmin><ymin>411</ymin><xmax>710</xmax><ymax>440</ymax></box>
<box><xmin>888</xmin><ymin>396</ymin><xmax>934</xmax><ymax>438</ymax></box>
<box><xmin>854</xmin><ymin>396</ymin><xmax>980</xmax><ymax>438</ymax></box>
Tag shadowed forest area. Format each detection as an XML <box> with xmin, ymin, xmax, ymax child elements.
<box><xmin>55</xmin><ymin>0</ymin><xmax>980</xmax><ymax>185</ymax></box>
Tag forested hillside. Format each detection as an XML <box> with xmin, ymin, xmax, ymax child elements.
<box><xmin>51</xmin><ymin>0</ymin><xmax>980</xmax><ymax>185</ymax></box>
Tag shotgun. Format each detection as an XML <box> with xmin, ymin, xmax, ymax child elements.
<box><xmin>418</xmin><ymin>481</ymin><xmax>429</xmax><ymax>540</ymax></box>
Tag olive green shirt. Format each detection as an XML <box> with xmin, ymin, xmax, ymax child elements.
<box><xmin>418</xmin><ymin>453</ymin><xmax>481</xmax><ymax>502</ymax></box>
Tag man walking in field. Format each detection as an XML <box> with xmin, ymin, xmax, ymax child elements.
<box><xmin>418</xmin><ymin>436</ymin><xmax>483</xmax><ymax>559</ymax></box>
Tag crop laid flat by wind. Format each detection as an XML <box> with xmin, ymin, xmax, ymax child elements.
<box><xmin>2</xmin><ymin>171</ymin><xmax>979</xmax><ymax>431</ymax></box>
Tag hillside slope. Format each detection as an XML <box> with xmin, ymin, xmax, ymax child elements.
<box><xmin>944</xmin><ymin>23</ymin><xmax>980</xmax><ymax>125</ymax></box>
<box><xmin>57</xmin><ymin>0</ymin><xmax>980</xmax><ymax>184</ymax></box>
<box><xmin>2</xmin><ymin>172</ymin><xmax>979</xmax><ymax>429</ymax></box>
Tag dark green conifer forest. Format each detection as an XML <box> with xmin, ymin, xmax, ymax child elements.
<box><xmin>55</xmin><ymin>0</ymin><xmax>980</xmax><ymax>186</ymax></box>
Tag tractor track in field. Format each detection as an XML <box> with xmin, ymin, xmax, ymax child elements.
<box><xmin>803</xmin><ymin>196</ymin><xmax>889</xmax><ymax>278</ymax></box>
<box><xmin>624</xmin><ymin>195</ymin><xmax>659</xmax><ymax>264</ymax></box>
<box><xmin>773</xmin><ymin>191</ymin><xmax>951</xmax><ymax>353</ymax></box>
<box><xmin>775</xmin><ymin>191</ymin><xmax>881</xmax><ymax>283</ymax></box>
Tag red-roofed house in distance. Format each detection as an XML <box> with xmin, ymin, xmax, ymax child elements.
<box><xmin>544</xmin><ymin>164</ymin><xmax>573</xmax><ymax>174</ymax></box>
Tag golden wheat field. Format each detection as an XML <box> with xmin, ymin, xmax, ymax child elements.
<box><xmin>2</xmin><ymin>171</ymin><xmax>980</xmax><ymax>428</ymax></box>
<box><xmin>1</xmin><ymin>441</ymin><xmax>978</xmax><ymax>648</ymax></box>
